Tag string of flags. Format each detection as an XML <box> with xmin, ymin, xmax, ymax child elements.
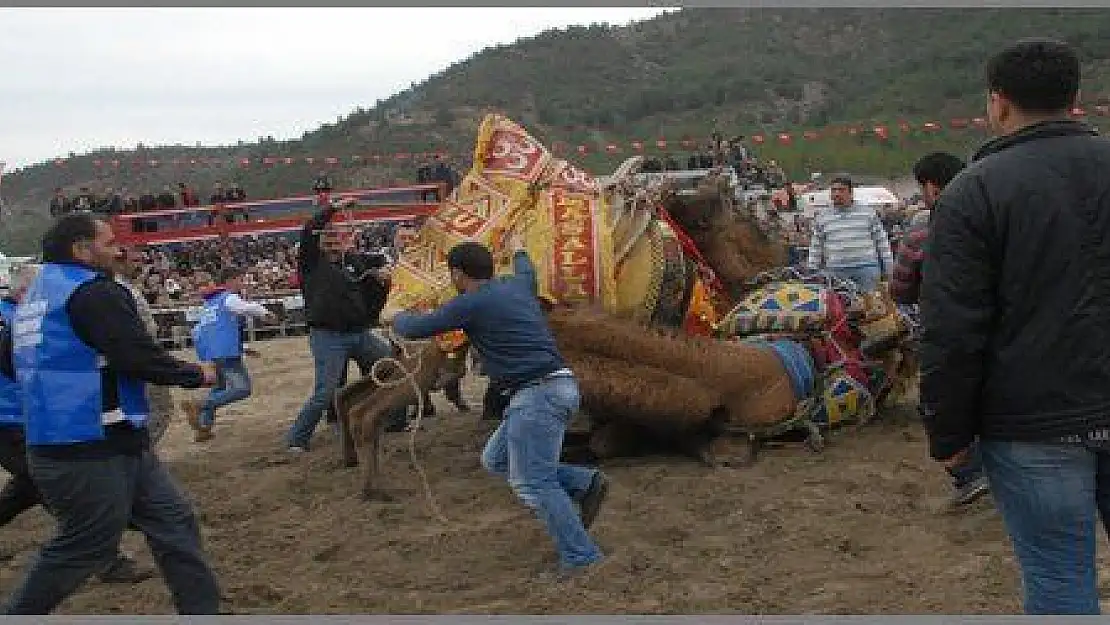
<box><xmin>51</xmin><ymin>106</ymin><xmax>1104</xmax><ymax>170</ymax></box>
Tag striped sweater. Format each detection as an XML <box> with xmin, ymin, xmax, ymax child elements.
<box><xmin>806</xmin><ymin>203</ymin><xmax>895</xmax><ymax>275</ymax></box>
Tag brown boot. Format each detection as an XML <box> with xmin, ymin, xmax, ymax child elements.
<box><xmin>181</xmin><ymin>399</ymin><xmax>204</xmax><ymax>433</ymax></box>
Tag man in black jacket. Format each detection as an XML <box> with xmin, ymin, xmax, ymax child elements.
<box><xmin>920</xmin><ymin>38</ymin><xmax>1110</xmax><ymax>615</ymax></box>
<box><xmin>0</xmin><ymin>213</ymin><xmax>220</xmax><ymax>614</ymax></box>
<box><xmin>285</xmin><ymin>201</ymin><xmax>393</xmax><ymax>452</ymax></box>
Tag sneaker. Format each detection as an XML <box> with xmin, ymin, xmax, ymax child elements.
<box><xmin>287</xmin><ymin>445</ymin><xmax>308</xmax><ymax>454</ymax></box>
<box><xmin>194</xmin><ymin>428</ymin><xmax>214</xmax><ymax>443</ymax></box>
<box><xmin>578</xmin><ymin>471</ymin><xmax>611</xmax><ymax>530</ymax></box>
<box><xmin>949</xmin><ymin>475</ymin><xmax>990</xmax><ymax>508</ymax></box>
<box><xmin>533</xmin><ymin>557</ymin><xmax>608</xmax><ymax>583</ymax></box>
<box><xmin>96</xmin><ymin>554</ymin><xmax>154</xmax><ymax>584</ymax></box>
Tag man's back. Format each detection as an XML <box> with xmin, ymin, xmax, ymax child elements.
<box><xmin>922</xmin><ymin>120</ymin><xmax>1110</xmax><ymax>441</ymax></box>
<box><xmin>460</xmin><ymin>275</ymin><xmax>564</xmax><ymax>386</ymax></box>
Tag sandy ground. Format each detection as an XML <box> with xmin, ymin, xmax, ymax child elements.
<box><xmin>0</xmin><ymin>336</ymin><xmax>1107</xmax><ymax>615</ymax></box>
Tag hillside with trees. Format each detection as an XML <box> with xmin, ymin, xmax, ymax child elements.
<box><xmin>3</xmin><ymin>7</ymin><xmax>1110</xmax><ymax>253</ymax></box>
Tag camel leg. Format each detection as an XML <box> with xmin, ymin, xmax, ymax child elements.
<box><xmin>358</xmin><ymin>414</ymin><xmax>393</xmax><ymax>502</ymax></box>
<box><xmin>337</xmin><ymin>393</ymin><xmax>358</xmax><ymax>468</ymax></box>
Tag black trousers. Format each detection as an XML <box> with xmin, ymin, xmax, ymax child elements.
<box><xmin>2</xmin><ymin>447</ymin><xmax>221</xmax><ymax>614</ymax></box>
<box><xmin>0</xmin><ymin>426</ymin><xmax>40</xmax><ymax>527</ymax></box>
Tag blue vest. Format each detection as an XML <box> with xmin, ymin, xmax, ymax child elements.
<box><xmin>0</xmin><ymin>300</ymin><xmax>22</xmax><ymax>427</ymax></box>
<box><xmin>192</xmin><ymin>289</ymin><xmax>242</xmax><ymax>361</ymax></box>
<box><xmin>12</xmin><ymin>263</ymin><xmax>150</xmax><ymax>445</ymax></box>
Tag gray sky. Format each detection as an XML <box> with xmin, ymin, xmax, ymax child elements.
<box><xmin>0</xmin><ymin>7</ymin><xmax>672</xmax><ymax>170</ymax></box>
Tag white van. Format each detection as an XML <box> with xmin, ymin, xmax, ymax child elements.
<box><xmin>800</xmin><ymin>185</ymin><xmax>901</xmax><ymax>215</ymax></box>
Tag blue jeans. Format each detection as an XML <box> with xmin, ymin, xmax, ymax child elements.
<box><xmin>199</xmin><ymin>357</ymin><xmax>251</xmax><ymax>429</ymax></box>
<box><xmin>830</xmin><ymin>264</ymin><xmax>882</xmax><ymax>292</ymax></box>
<box><xmin>980</xmin><ymin>440</ymin><xmax>1110</xmax><ymax>614</ymax></box>
<box><xmin>480</xmin><ymin>375</ymin><xmax>604</xmax><ymax>569</ymax></box>
<box><xmin>286</xmin><ymin>328</ymin><xmax>392</xmax><ymax>449</ymax></box>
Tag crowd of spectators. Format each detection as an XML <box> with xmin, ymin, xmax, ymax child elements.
<box><xmin>130</xmin><ymin>220</ymin><xmax>419</xmax><ymax>308</ymax></box>
<box><xmin>49</xmin><ymin>181</ymin><xmax>247</xmax><ymax>217</ymax></box>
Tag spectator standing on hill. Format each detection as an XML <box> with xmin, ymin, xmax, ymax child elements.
<box><xmin>48</xmin><ymin>188</ymin><xmax>69</xmax><ymax>217</ymax></box>
<box><xmin>920</xmin><ymin>38</ymin><xmax>1110</xmax><ymax>615</ymax></box>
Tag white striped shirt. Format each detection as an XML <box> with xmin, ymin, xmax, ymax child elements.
<box><xmin>806</xmin><ymin>202</ymin><xmax>894</xmax><ymax>274</ymax></box>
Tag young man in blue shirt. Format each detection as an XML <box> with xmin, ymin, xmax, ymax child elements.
<box><xmin>387</xmin><ymin>237</ymin><xmax>610</xmax><ymax>580</ymax></box>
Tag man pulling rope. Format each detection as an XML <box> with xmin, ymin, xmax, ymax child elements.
<box><xmin>384</xmin><ymin>235</ymin><xmax>611</xmax><ymax>583</ymax></box>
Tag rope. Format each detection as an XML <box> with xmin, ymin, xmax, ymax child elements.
<box><xmin>366</xmin><ymin>328</ymin><xmax>451</xmax><ymax>525</ymax></box>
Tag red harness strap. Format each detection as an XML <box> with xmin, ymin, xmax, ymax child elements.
<box><xmin>655</xmin><ymin>203</ymin><xmax>726</xmax><ymax>295</ymax></box>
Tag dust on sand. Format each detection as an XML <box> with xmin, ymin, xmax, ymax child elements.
<box><xmin>0</xmin><ymin>337</ymin><xmax>1102</xmax><ymax>614</ymax></box>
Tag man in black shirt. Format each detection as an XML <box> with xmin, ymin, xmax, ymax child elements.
<box><xmin>0</xmin><ymin>214</ymin><xmax>220</xmax><ymax>614</ymax></box>
<box><xmin>285</xmin><ymin>202</ymin><xmax>393</xmax><ymax>452</ymax></box>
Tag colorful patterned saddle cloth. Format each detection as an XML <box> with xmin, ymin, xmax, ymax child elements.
<box><xmin>717</xmin><ymin>281</ymin><xmax>839</xmax><ymax>337</ymax></box>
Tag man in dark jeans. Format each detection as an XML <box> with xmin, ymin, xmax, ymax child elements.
<box><xmin>0</xmin><ymin>214</ymin><xmax>221</xmax><ymax>614</ymax></box>
<box><xmin>0</xmin><ymin>265</ymin><xmax>148</xmax><ymax>583</ymax></box>
<box><xmin>890</xmin><ymin>151</ymin><xmax>990</xmax><ymax>510</ymax></box>
<box><xmin>921</xmin><ymin>38</ymin><xmax>1110</xmax><ymax>614</ymax></box>
<box><xmin>286</xmin><ymin>201</ymin><xmax>394</xmax><ymax>451</ymax></box>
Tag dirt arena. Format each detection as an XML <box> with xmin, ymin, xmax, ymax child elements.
<box><xmin>1</xmin><ymin>336</ymin><xmax>1108</xmax><ymax>614</ymax></box>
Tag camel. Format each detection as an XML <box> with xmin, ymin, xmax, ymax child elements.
<box><xmin>335</xmin><ymin>114</ymin><xmax>914</xmax><ymax>500</ymax></box>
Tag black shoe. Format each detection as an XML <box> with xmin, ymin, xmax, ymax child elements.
<box><xmin>578</xmin><ymin>471</ymin><xmax>610</xmax><ymax>530</ymax></box>
<box><xmin>949</xmin><ymin>475</ymin><xmax>991</xmax><ymax>508</ymax></box>
<box><xmin>97</xmin><ymin>554</ymin><xmax>154</xmax><ymax>584</ymax></box>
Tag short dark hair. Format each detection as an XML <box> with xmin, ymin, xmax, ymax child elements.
<box><xmin>41</xmin><ymin>213</ymin><xmax>101</xmax><ymax>263</ymax></box>
<box><xmin>830</xmin><ymin>175</ymin><xmax>853</xmax><ymax>189</ymax></box>
<box><xmin>913</xmin><ymin>152</ymin><xmax>966</xmax><ymax>188</ymax></box>
<box><xmin>987</xmin><ymin>38</ymin><xmax>1080</xmax><ymax>115</ymax></box>
<box><xmin>446</xmin><ymin>242</ymin><xmax>494</xmax><ymax>280</ymax></box>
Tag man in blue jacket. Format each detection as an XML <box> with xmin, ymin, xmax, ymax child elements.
<box><xmin>0</xmin><ymin>213</ymin><xmax>221</xmax><ymax>614</ymax></box>
<box><xmin>0</xmin><ymin>265</ymin><xmax>149</xmax><ymax>584</ymax></box>
<box><xmin>387</xmin><ymin>237</ymin><xmax>610</xmax><ymax>581</ymax></box>
<box><xmin>185</xmin><ymin>266</ymin><xmax>276</xmax><ymax>442</ymax></box>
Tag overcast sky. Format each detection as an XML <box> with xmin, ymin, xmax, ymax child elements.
<box><xmin>0</xmin><ymin>7</ymin><xmax>673</xmax><ymax>170</ymax></box>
